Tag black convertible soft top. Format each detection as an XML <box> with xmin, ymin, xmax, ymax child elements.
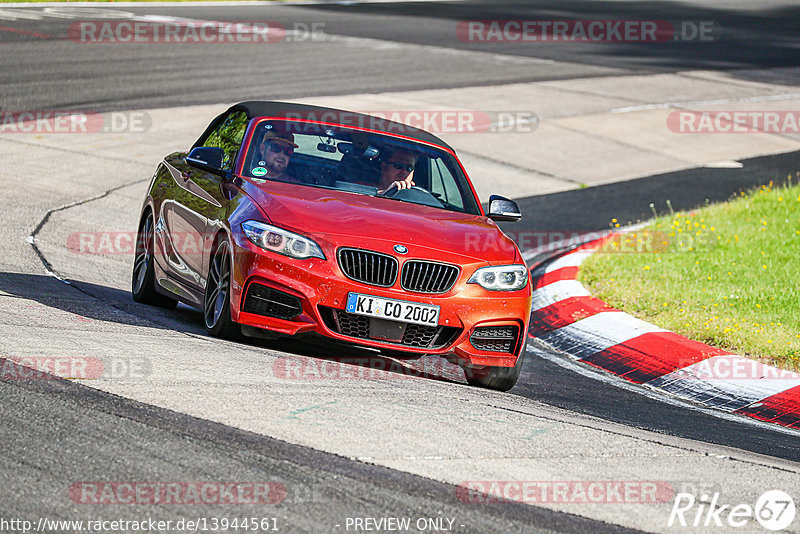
<box><xmin>213</xmin><ymin>101</ymin><xmax>453</xmax><ymax>151</ymax></box>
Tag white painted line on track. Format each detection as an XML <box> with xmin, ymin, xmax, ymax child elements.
<box><xmin>128</xmin><ymin>14</ymin><xmax>549</xmax><ymax>68</ymax></box>
<box><xmin>611</xmin><ymin>92</ymin><xmax>800</xmax><ymax>113</ymax></box>
<box><xmin>315</xmin><ymin>31</ymin><xmax>556</xmax><ymax>66</ymax></box>
<box><xmin>704</xmin><ymin>160</ymin><xmax>744</xmax><ymax>168</ymax></box>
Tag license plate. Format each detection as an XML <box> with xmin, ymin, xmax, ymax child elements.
<box><xmin>345</xmin><ymin>292</ymin><xmax>440</xmax><ymax>327</ymax></box>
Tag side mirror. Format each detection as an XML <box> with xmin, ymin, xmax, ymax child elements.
<box><xmin>186</xmin><ymin>147</ymin><xmax>227</xmax><ymax>175</ymax></box>
<box><xmin>487</xmin><ymin>195</ymin><xmax>522</xmax><ymax>222</ymax></box>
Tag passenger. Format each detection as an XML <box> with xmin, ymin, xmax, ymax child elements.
<box><xmin>256</xmin><ymin>130</ymin><xmax>300</xmax><ymax>183</ymax></box>
<box><xmin>377</xmin><ymin>149</ymin><xmax>417</xmax><ymax>195</ymax></box>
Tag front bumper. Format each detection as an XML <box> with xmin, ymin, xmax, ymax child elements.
<box><xmin>228</xmin><ymin>235</ymin><xmax>532</xmax><ymax>368</ymax></box>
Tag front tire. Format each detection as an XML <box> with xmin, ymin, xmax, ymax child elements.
<box><xmin>204</xmin><ymin>236</ymin><xmax>240</xmax><ymax>339</ymax></box>
<box><xmin>464</xmin><ymin>351</ymin><xmax>525</xmax><ymax>392</ymax></box>
<box><xmin>132</xmin><ymin>211</ymin><xmax>178</xmax><ymax>309</ymax></box>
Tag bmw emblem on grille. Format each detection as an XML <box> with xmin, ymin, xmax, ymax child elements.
<box><xmin>393</xmin><ymin>244</ymin><xmax>408</xmax><ymax>255</ymax></box>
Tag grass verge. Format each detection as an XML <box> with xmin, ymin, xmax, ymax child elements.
<box><xmin>579</xmin><ymin>176</ymin><xmax>800</xmax><ymax>372</ymax></box>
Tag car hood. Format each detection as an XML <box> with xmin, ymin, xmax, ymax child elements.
<box><xmin>240</xmin><ymin>180</ymin><xmax>520</xmax><ymax>264</ymax></box>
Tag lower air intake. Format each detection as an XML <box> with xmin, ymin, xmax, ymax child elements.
<box><xmin>469</xmin><ymin>325</ymin><xmax>518</xmax><ymax>353</ymax></box>
<box><xmin>242</xmin><ymin>284</ymin><xmax>302</xmax><ymax>320</ymax></box>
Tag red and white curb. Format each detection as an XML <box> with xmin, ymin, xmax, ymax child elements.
<box><xmin>527</xmin><ymin>240</ymin><xmax>800</xmax><ymax>430</ymax></box>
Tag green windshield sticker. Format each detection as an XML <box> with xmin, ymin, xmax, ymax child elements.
<box><xmin>252</xmin><ymin>167</ymin><xmax>267</xmax><ymax>177</ymax></box>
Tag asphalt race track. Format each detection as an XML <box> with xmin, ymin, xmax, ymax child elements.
<box><xmin>2</xmin><ymin>0</ymin><xmax>800</xmax><ymax>110</ymax></box>
<box><xmin>1</xmin><ymin>1</ymin><xmax>800</xmax><ymax>533</ymax></box>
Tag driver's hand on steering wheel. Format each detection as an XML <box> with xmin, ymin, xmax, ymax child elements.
<box><xmin>378</xmin><ymin>176</ymin><xmax>415</xmax><ymax>195</ymax></box>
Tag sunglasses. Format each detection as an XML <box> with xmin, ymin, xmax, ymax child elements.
<box><xmin>386</xmin><ymin>161</ymin><xmax>414</xmax><ymax>172</ymax></box>
<box><xmin>265</xmin><ymin>142</ymin><xmax>294</xmax><ymax>156</ymax></box>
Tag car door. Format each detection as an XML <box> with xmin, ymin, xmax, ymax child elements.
<box><xmin>159</xmin><ymin>111</ymin><xmax>248</xmax><ymax>292</ymax></box>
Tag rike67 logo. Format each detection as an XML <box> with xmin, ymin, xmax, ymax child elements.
<box><xmin>668</xmin><ymin>490</ymin><xmax>795</xmax><ymax>530</ymax></box>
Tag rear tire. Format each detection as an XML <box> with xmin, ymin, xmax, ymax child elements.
<box><xmin>203</xmin><ymin>236</ymin><xmax>240</xmax><ymax>339</ymax></box>
<box><xmin>464</xmin><ymin>351</ymin><xmax>525</xmax><ymax>392</ymax></box>
<box><xmin>131</xmin><ymin>211</ymin><xmax>178</xmax><ymax>309</ymax></box>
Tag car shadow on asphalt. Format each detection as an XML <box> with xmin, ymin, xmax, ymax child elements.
<box><xmin>0</xmin><ymin>271</ymin><xmax>470</xmax><ymax>387</ymax></box>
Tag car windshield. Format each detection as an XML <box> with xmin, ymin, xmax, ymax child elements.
<box><xmin>242</xmin><ymin>119</ymin><xmax>481</xmax><ymax>215</ymax></box>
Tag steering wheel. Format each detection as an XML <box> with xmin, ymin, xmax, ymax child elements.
<box><xmin>381</xmin><ymin>186</ymin><xmax>445</xmax><ymax>208</ymax></box>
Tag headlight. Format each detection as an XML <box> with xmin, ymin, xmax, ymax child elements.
<box><xmin>241</xmin><ymin>221</ymin><xmax>325</xmax><ymax>260</ymax></box>
<box><xmin>468</xmin><ymin>265</ymin><xmax>528</xmax><ymax>291</ymax></box>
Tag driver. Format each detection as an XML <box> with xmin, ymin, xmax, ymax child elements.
<box><xmin>256</xmin><ymin>130</ymin><xmax>301</xmax><ymax>183</ymax></box>
<box><xmin>377</xmin><ymin>149</ymin><xmax>417</xmax><ymax>195</ymax></box>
